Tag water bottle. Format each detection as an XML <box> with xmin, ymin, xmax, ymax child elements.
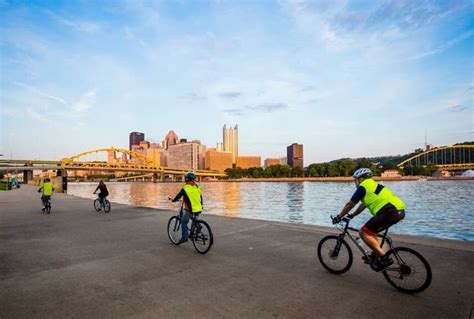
<box><xmin>355</xmin><ymin>237</ymin><xmax>369</xmax><ymax>254</ymax></box>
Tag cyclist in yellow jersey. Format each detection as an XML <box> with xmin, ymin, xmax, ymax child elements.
<box><xmin>333</xmin><ymin>168</ymin><xmax>405</xmax><ymax>270</ymax></box>
<box><xmin>38</xmin><ymin>178</ymin><xmax>54</xmax><ymax>212</ymax></box>
<box><xmin>171</xmin><ymin>172</ymin><xmax>203</xmax><ymax>243</ymax></box>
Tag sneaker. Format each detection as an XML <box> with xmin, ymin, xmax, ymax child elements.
<box><xmin>362</xmin><ymin>252</ymin><xmax>376</xmax><ymax>264</ymax></box>
<box><xmin>371</xmin><ymin>255</ymin><xmax>393</xmax><ymax>272</ymax></box>
<box><xmin>178</xmin><ymin>238</ymin><xmax>188</xmax><ymax>244</ymax></box>
<box><xmin>42</xmin><ymin>207</ymin><xmax>45</xmax><ymax>212</ymax></box>
<box><xmin>381</xmin><ymin>255</ymin><xmax>394</xmax><ymax>268</ymax></box>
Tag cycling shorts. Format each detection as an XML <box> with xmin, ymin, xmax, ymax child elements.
<box><xmin>362</xmin><ymin>203</ymin><xmax>405</xmax><ymax>236</ymax></box>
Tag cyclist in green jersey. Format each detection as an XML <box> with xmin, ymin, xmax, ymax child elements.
<box><xmin>38</xmin><ymin>178</ymin><xmax>54</xmax><ymax>212</ymax></box>
<box><xmin>333</xmin><ymin>168</ymin><xmax>405</xmax><ymax>270</ymax></box>
<box><xmin>171</xmin><ymin>172</ymin><xmax>203</xmax><ymax>243</ymax></box>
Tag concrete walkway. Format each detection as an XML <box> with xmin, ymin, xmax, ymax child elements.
<box><xmin>1</xmin><ymin>186</ymin><xmax>473</xmax><ymax>319</ymax></box>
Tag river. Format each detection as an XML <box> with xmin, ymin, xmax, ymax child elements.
<box><xmin>68</xmin><ymin>180</ymin><xmax>474</xmax><ymax>241</ymax></box>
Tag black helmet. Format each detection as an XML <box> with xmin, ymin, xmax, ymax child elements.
<box><xmin>185</xmin><ymin>172</ymin><xmax>196</xmax><ymax>181</ymax></box>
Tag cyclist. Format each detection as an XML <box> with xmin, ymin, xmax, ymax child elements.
<box><xmin>171</xmin><ymin>172</ymin><xmax>203</xmax><ymax>244</ymax></box>
<box><xmin>38</xmin><ymin>178</ymin><xmax>54</xmax><ymax>212</ymax></box>
<box><xmin>333</xmin><ymin>168</ymin><xmax>405</xmax><ymax>270</ymax></box>
<box><xmin>93</xmin><ymin>180</ymin><xmax>109</xmax><ymax>210</ymax></box>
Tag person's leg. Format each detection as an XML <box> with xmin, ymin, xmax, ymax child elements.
<box><xmin>41</xmin><ymin>195</ymin><xmax>46</xmax><ymax>210</ymax></box>
<box><xmin>180</xmin><ymin>210</ymin><xmax>190</xmax><ymax>240</ymax></box>
<box><xmin>361</xmin><ymin>205</ymin><xmax>405</xmax><ymax>257</ymax></box>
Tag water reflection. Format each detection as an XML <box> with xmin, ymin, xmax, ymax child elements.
<box><xmin>67</xmin><ymin>180</ymin><xmax>474</xmax><ymax>241</ymax></box>
<box><xmin>223</xmin><ymin>182</ymin><xmax>240</xmax><ymax>217</ymax></box>
<box><xmin>287</xmin><ymin>182</ymin><xmax>304</xmax><ymax>223</ymax></box>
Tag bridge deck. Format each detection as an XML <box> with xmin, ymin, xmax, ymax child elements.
<box><xmin>1</xmin><ymin>186</ymin><xmax>473</xmax><ymax>318</ymax></box>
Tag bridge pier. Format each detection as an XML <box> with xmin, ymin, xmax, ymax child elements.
<box><xmin>57</xmin><ymin>170</ymin><xmax>68</xmax><ymax>193</ymax></box>
<box><xmin>23</xmin><ymin>170</ymin><xmax>33</xmax><ymax>184</ymax></box>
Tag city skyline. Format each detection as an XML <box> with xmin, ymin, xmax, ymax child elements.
<box><xmin>1</xmin><ymin>1</ymin><xmax>473</xmax><ymax>163</ymax></box>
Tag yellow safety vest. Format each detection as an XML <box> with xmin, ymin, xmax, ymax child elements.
<box><xmin>360</xmin><ymin>178</ymin><xmax>405</xmax><ymax>216</ymax></box>
<box><xmin>42</xmin><ymin>182</ymin><xmax>54</xmax><ymax>196</ymax></box>
<box><xmin>183</xmin><ymin>184</ymin><xmax>202</xmax><ymax>213</ymax></box>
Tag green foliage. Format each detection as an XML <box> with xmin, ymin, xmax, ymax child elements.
<box><xmin>226</xmin><ymin>164</ymin><xmax>302</xmax><ymax>178</ymax></box>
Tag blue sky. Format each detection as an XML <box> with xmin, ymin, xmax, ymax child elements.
<box><xmin>1</xmin><ymin>0</ymin><xmax>473</xmax><ymax>163</ymax></box>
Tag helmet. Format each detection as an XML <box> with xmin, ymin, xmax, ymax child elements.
<box><xmin>353</xmin><ymin>168</ymin><xmax>372</xmax><ymax>179</ymax></box>
<box><xmin>185</xmin><ymin>172</ymin><xmax>196</xmax><ymax>181</ymax></box>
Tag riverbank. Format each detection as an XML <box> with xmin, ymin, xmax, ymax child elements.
<box><xmin>1</xmin><ymin>185</ymin><xmax>473</xmax><ymax>318</ymax></box>
<box><xmin>213</xmin><ymin>176</ymin><xmax>474</xmax><ymax>182</ymax></box>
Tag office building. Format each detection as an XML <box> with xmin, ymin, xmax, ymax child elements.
<box><xmin>205</xmin><ymin>149</ymin><xmax>233</xmax><ymax>172</ymax></box>
<box><xmin>223</xmin><ymin>124</ymin><xmax>238</xmax><ymax>164</ymax></box>
<box><xmin>163</xmin><ymin>130</ymin><xmax>179</xmax><ymax>150</ymax></box>
<box><xmin>236</xmin><ymin>156</ymin><xmax>261</xmax><ymax>169</ymax></box>
<box><xmin>287</xmin><ymin>143</ymin><xmax>304</xmax><ymax>168</ymax></box>
<box><xmin>264</xmin><ymin>157</ymin><xmax>287</xmax><ymax>168</ymax></box>
<box><xmin>168</xmin><ymin>141</ymin><xmax>206</xmax><ymax>170</ymax></box>
<box><xmin>129</xmin><ymin>132</ymin><xmax>145</xmax><ymax>151</ymax></box>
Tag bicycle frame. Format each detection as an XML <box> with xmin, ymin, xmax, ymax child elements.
<box><xmin>336</xmin><ymin>217</ymin><xmax>394</xmax><ymax>259</ymax></box>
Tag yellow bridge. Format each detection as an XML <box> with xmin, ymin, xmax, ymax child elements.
<box><xmin>0</xmin><ymin>147</ymin><xmax>226</xmax><ymax>181</ymax></box>
<box><xmin>397</xmin><ymin>144</ymin><xmax>474</xmax><ymax>171</ymax></box>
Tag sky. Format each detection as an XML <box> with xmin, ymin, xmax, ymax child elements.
<box><xmin>1</xmin><ymin>0</ymin><xmax>473</xmax><ymax>163</ymax></box>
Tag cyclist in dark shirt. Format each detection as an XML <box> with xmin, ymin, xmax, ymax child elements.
<box><xmin>93</xmin><ymin>181</ymin><xmax>109</xmax><ymax>209</ymax></box>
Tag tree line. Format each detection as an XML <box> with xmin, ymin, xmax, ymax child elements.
<box><xmin>224</xmin><ymin>158</ymin><xmax>437</xmax><ymax>179</ymax></box>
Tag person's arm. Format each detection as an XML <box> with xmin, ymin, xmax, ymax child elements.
<box><xmin>336</xmin><ymin>186</ymin><xmax>366</xmax><ymax>220</ymax></box>
<box><xmin>350</xmin><ymin>203</ymin><xmax>366</xmax><ymax>218</ymax></box>
<box><xmin>337</xmin><ymin>201</ymin><xmax>355</xmax><ymax>219</ymax></box>
<box><xmin>93</xmin><ymin>185</ymin><xmax>99</xmax><ymax>194</ymax></box>
<box><xmin>172</xmin><ymin>189</ymin><xmax>185</xmax><ymax>202</ymax></box>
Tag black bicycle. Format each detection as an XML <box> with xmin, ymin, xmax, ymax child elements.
<box><xmin>167</xmin><ymin>199</ymin><xmax>213</xmax><ymax>254</ymax></box>
<box><xmin>42</xmin><ymin>196</ymin><xmax>52</xmax><ymax>214</ymax></box>
<box><xmin>38</xmin><ymin>190</ymin><xmax>52</xmax><ymax>214</ymax></box>
<box><xmin>93</xmin><ymin>195</ymin><xmax>111</xmax><ymax>213</ymax></box>
<box><xmin>317</xmin><ymin>216</ymin><xmax>432</xmax><ymax>294</ymax></box>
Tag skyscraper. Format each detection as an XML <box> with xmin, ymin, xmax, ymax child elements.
<box><xmin>129</xmin><ymin>132</ymin><xmax>145</xmax><ymax>151</ymax></box>
<box><xmin>287</xmin><ymin>143</ymin><xmax>304</xmax><ymax>168</ymax></box>
<box><xmin>163</xmin><ymin>130</ymin><xmax>179</xmax><ymax>150</ymax></box>
<box><xmin>223</xmin><ymin>124</ymin><xmax>238</xmax><ymax>164</ymax></box>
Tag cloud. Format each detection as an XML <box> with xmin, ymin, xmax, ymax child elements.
<box><xmin>449</xmin><ymin>105</ymin><xmax>471</xmax><ymax>112</ymax></box>
<box><xmin>222</xmin><ymin>108</ymin><xmax>245</xmax><ymax>116</ymax></box>
<box><xmin>26</xmin><ymin>107</ymin><xmax>49</xmax><ymax>122</ymax></box>
<box><xmin>72</xmin><ymin>91</ymin><xmax>96</xmax><ymax>113</ymax></box>
<box><xmin>218</xmin><ymin>91</ymin><xmax>242</xmax><ymax>99</ymax></box>
<box><xmin>13</xmin><ymin>81</ymin><xmax>67</xmax><ymax>105</ymax></box>
<box><xmin>249</xmin><ymin>102</ymin><xmax>288</xmax><ymax>112</ymax></box>
<box><xmin>181</xmin><ymin>92</ymin><xmax>207</xmax><ymax>102</ymax></box>
<box><xmin>49</xmin><ymin>11</ymin><xmax>101</xmax><ymax>33</ymax></box>
<box><xmin>403</xmin><ymin>30</ymin><xmax>474</xmax><ymax>61</ymax></box>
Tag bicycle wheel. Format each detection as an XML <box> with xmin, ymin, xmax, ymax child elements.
<box><xmin>46</xmin><ymin>201</ymin><xmax>51</xmax><ymax>214</ymax></box>
<box><xmin>104</xmin><ymin>200</ymin><xmax>111</xmax><ymax>213</ymax></box>
<box><xmin>167</xmin><ymin>216</ymin><xmax>181</xmax><ymax>245</ymax></box>
<box><xmin>191</xmin><ymin>220</ymin><xmax>213</xmax><ymax>254</ymax></box>
<box><xmin>317</xmin><ymin>235</ymin><xmax>353</xmax><ymax>274</ymax></box>
<box><xmin>382</xmin><ymin>247</ymin><xmax>432</xmax><ymax>294</ymax></box>
<box><xmin>94</xmin><ymin>199</ymin><xmax>101</xmax><ymax>212</ymax></box>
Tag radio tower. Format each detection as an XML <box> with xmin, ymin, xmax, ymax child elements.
<box><xmin>424</xmin><ymin>129</ymin><xmax>427</xmax><ymax>150</ymax></box>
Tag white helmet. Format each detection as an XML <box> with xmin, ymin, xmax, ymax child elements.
<box><xmin>353</xmin><ymin>168</ymin><xmax>372</xmax><ymax>179</ymax></box>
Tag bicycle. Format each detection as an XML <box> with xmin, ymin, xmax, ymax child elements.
<box><xmin>93</xmin><ymin>196</ymin><xmax>111</xmax><ymax>213</ymax></box>
<box><xmin>42</xmin><ymin>196</ymin><xmax>52</xmax><ymax>214</ymax></box>
<box><xmin>317</xmin><ymin>216</ymin><xmax>432</xmax><ymax>294</ymax></box>
<box><xmin>167</xmin><ymin>198</ymin><xmax>213</xmax><ymax>254</ymax></box>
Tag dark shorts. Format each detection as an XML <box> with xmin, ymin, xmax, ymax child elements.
<box><xmin>362</xmin><ymin>203</ymin><xmax>405</xmax><ymax>235</ymax></box>
<box><xmin>41</xmin><ymin>195</ymin><xmax>51</xmax><ymax>202</ymax></box>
